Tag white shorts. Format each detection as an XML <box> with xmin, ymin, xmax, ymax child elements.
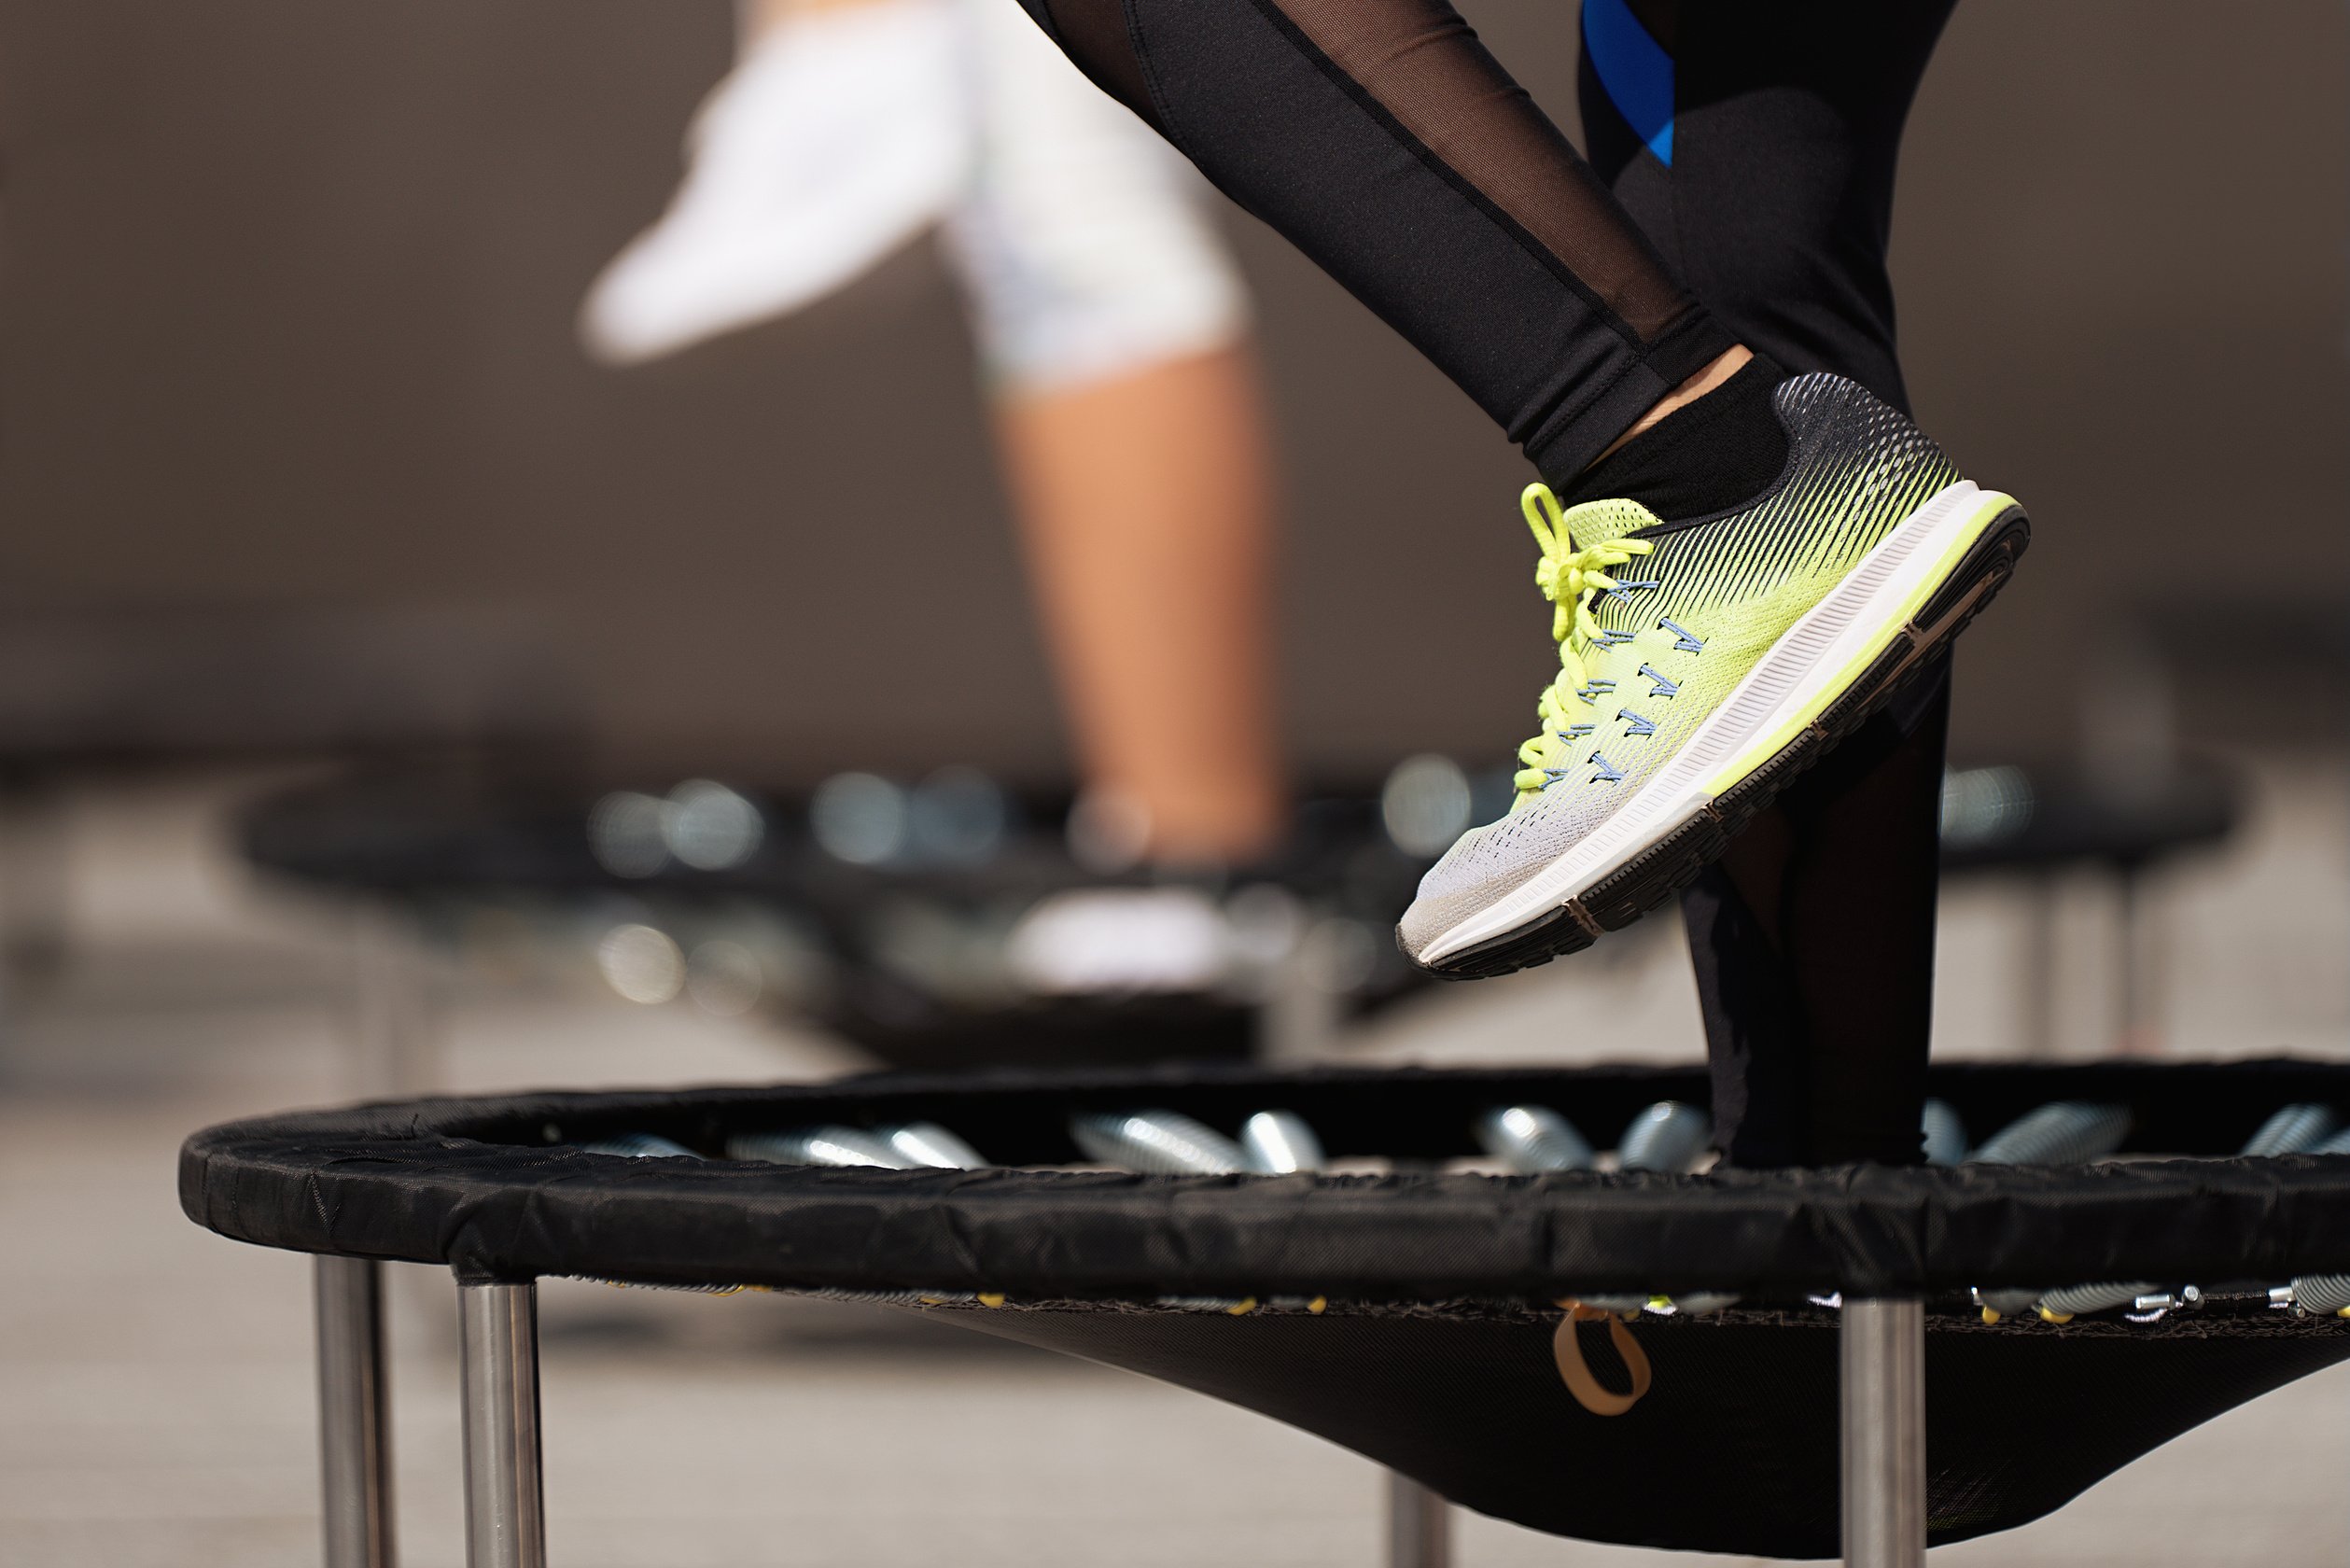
<box><xmin>940</xmin><ymin>0</ymin><xmax>1251</xmax><ymax>395</ymax></box>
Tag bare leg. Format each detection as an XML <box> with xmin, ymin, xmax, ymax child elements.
<box><xmin>1602</xmin><ymin>343</ymin><xmax>1751</xmax><ymax>458</ymax></box>
<box><xmin>994</xmin><ymin>345</ymin><xmax>1284</xmax><ymax>865</ymax></box>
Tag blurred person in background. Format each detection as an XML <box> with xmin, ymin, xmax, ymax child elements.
<box><xmin>990</xmin><ymin>0</ymin><xmax>2021</xmax><ymax>1167</ymax></box>
<box><xmin>590</xmin><ymin>0</ymin><xmax>2021</xmax><ymax>1170</ymax></box>
<box><xmin>583</xmin><ymin>0</ymin><xmax>1287</xmax><ymax>870</ymax></box>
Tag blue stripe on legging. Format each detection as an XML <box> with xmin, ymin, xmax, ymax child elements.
<box><xmin>1581</xmin><ymin>0</ymin><xmax>1673</xmax><ymax>166</ymax></box>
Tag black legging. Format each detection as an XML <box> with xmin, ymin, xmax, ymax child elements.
<box><xmin>1013</xmin><ymin>0</ymin><xmax>1959</xmax><ymax>1164</ymax></box>
<box><xmin>1581</xmin><ymin>0</ymin><xmax>1957</xmax><ymax>1167</ymax></box>
<box><xmin>1579</xmin><ymin>0</ymin><xmax>1954</xmax><ymax>416</ymax></box>
<box><xmin>1013</xmin><ymin>0</ymin><xmax>1735</xmax><ymax>480</ymax></box>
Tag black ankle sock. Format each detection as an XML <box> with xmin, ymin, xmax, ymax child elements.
<box><xmin>1557</xmin><ymin>354</ymin><xmax>1790</xmax><ymax>523</ymax></box>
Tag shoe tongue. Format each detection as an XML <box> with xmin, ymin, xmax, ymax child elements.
<box><xmin>1559</xmin><ymin>497</ymin><xmax>1664</xmax><ymax>551</ymax></box>
<box><xmin>1555</xmin><ymin>497</ymin><xmax>1664</xmax><ymax>642</ymax></box>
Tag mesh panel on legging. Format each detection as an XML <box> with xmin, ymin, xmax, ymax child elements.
<box><xmin>1574</xmin><ymin>0</ymin><xmax>1960</xmax><ymax>1166</ymax></box>
<box><xmin>1014</xmin><ymin>0</ymin><xmax>1734</xmax><ymax>479</ymax></box>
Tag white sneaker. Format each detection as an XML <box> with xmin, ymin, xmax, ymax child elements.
<box><xmin>579</xmin><ymin>0</ymin><xmax>971</xmax><ymax>364</ymax></box>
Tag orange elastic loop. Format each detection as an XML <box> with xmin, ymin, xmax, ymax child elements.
<box><xmin>1552</xmin><ymin>1301</ymin><xmax>1654</xmax><ymax>1417</ymax></box>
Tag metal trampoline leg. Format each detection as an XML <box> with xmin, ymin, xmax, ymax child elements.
<box><xmin>1385</xmin><ymin>1470</ymin><xmax>1451</xmax><ymax>1568</ymax></box>
<box><xmin>457</xmin><ymin>1281</ymin><xmax>545</xmax><ymax>1568</ymax></box>
<box><xmin>1840</xmin><ymin>1296</ymin><xmax>1925</xmax><ymax>1568</ymax></box>
<box><xmin>315</xmin><ymin>1256</ymin><xmax>397</xmax><ymax>1568</ymax></box>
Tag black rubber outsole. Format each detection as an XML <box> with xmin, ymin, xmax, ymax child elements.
<box><xmin>1421</xmin><ymin>503</ymin><xmax>2032</xmax><ymax>981</ymax></box>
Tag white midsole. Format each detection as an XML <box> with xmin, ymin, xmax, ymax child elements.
<box><xmin>1421</xmin><ymin>479</ymin><xmax>1992</xmax><ymax>966</ymax></box>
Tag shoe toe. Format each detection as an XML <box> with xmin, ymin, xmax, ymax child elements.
<box><xmin>1396</xmin><ymin>819</ymin><xmax>1545</xmax><ymax>964</ymax></box>
<box><xmin>1397</xmin><ymin>790</ymin><xmax>1623</xmax><ymax>965</ymax></box>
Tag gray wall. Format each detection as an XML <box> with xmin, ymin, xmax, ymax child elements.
<box><xmin>1</xmin><ymin>0</ymin><xmax>2340</xmax><ymax>781</ymax></box>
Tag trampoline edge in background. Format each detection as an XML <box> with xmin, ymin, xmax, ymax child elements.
<box><xmin>188</xmin><ymin>1059</ymin><xmax>2350</xmax><ymax>1568</ymax></box>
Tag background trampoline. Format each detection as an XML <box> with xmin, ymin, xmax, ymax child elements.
<box><xmin>184</xmin><ymin>1057</ymin><xmax>2350</xmax><ymax>1568</ymax></box>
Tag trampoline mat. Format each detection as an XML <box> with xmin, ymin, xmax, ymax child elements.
<box><xmin>932</xmin><ymin>1299</ymin><xmax>2350</xmax><ymax>1559</ymax></box>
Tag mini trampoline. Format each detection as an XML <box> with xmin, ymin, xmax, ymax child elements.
<box><xmin>183</xmin><ymin>1058</ymin><xmax>2350</xmax><ymax>1568</ymax></box>
<box><xmin>238</xmin><ymin>765</ymin><xmax>1462</xmax><ymax>1069</ymax></box>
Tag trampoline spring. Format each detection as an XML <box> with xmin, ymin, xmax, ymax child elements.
<box><xmin>1966</xmin><ymin>1101</ymin><xmax>2130</xmax><ymax>1166</ymax></box>
<box><xmin>797</xmin><ymin>1286</ymin><xmax>980</xmax><ymax>1306</ymax></box>
<box><xmin>726</xmin><ymin>1126</ymin><xmax>918</xmax><ymax>1169</ymax></box>
<box><xmin>1070</xmin><ymin>1110</ymin><xmax>1246</xmax><ymax>1174</ymax></box>
<box><xmin>2034</xmin><ymin>1281</ymin><xmax>2193</xmax><ymax>1323</ymax></box>
<box><xmin>571</xmin><ymin>1275</ymin><xmax>743</xmax><ymax>1295</ymax></box>
<box><xmin>1652</xmin><ymin>1292</ymin><xmax>1740</xmax><ymax>1316</ymax></box>
<box><xmin>2287</xmin><ymin>1274</ymin><xmax>2350</xmax><ymax>1317</ymax></box>
<box><xmin>2265</xmin><ymin>1133</ymin><xmax>2350</xmax><ymax>1303</ymax></box>
<box><xmin>581</xmin><ymin>1132</ymin><xmax>700</xmax><ymax>1159</ymax></box>
<box><xmin>874</xmin><ymin>1121</ymin><xmax>986</xmax><ymax>1169</ymax></box>
<box><xmin>2122</xmin><ymin>1288</ymin><xmax>2199</xmax><ymax>1320</ymax></box>
<box><xmin>1474</xmin><ymin>1105</ymin><xmax>1594</xmax><ymax>1172</ymax></box>
<box><xmin>1238</xmin><ymin>1110</ymin><xmax>1325</xmax><ymax>1175</ymax></box>
<box><xmin>1154</xmin><ymin>1295</ymin><xmax>1260</xmax><ymax>1313</ymax></box>
<box><xmin>1617</xmin><ymin>1101</ymin><xmax>1712</xmax><ymax>1173</ymax></box>
<box><xmin>1921</xmin><ymin>1099</ymin><xmax>1968</xmax><ymax>1166</ymax></box>
<box><xmin>1033</xmin><ymin>1100</ymin><xmax>1251</xmax><ymax>1301</ymax></box>
<box><xmin>1971</xmin><ymin>1286</ymin><xmax>2043</xmax><ymax>1323</ymax></box>
<box><xmin>2238</xmin><ymin>1103</ymin><xmax>2340</xmax><ymax>1157</ymax></box>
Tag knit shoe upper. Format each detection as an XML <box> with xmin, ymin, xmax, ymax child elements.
<box><xmin>1400</xmin><ymin>372</ymin><xmax>1982</xmax><ymax>970</ymax></box>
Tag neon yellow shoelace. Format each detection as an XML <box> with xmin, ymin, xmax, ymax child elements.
<box><xmin>1512</xmin><ymin>483</ymin><xmax>1656</xmax><ymax>797</ymax></box>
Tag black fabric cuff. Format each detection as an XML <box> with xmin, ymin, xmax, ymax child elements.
<box><xmin>1522</xmin><ymin>307</ymin><xmax>1740</xmax><ymax>484</ymax></box>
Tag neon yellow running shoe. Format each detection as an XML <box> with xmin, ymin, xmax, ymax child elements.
<box><xmin>1399</xmin><ymin>372</ymin><xmax>2029</xmax><ymax>978</ymax></box>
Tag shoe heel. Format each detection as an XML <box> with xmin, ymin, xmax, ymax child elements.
<box><xmin>1911</xmin><ymin>501</ymin><xmax>2030</xmax><ymax>639</ymax></box>
<box><xmin>1813</xmin><ymin>499</ymin><xmax>2031</xmax><ymax>741</ymax></box>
